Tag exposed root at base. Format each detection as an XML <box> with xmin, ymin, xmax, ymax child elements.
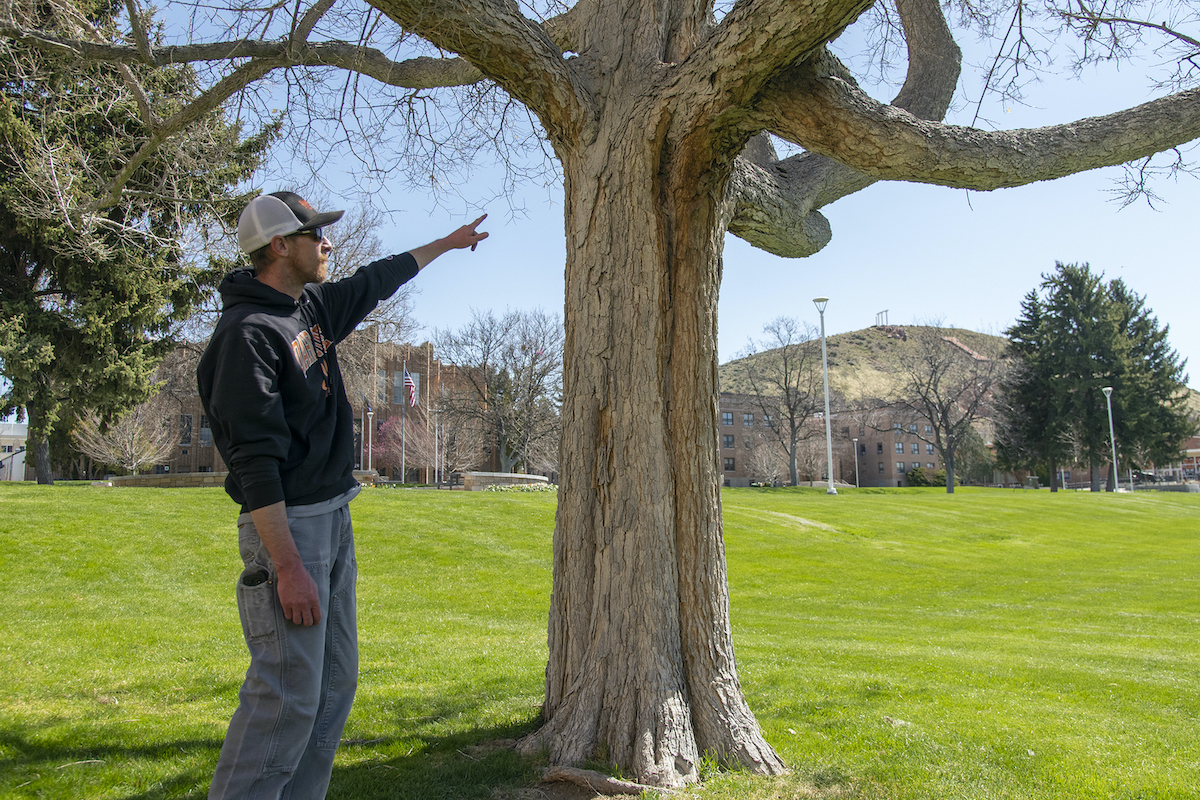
<box><xmin>541</xmin><ymin>766</ymin><xmax>675</xmax><ymax>795</ymax></box>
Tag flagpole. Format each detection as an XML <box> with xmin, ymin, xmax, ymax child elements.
<box><xmin>401</xmin><ymin>361</ymin><xmax>406</xmax><ymax>482</ymax></box>
<box><xmin>361</xmin><ymin>396</ymin><xmax>369</xmax><ymax>472</ymax></box>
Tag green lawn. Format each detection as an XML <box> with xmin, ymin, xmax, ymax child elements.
<box><xmin>0</xmin><ymin>483</ymin><xmax>1197</xmax><ymax>799</ymax></box>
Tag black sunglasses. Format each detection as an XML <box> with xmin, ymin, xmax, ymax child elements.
<box><xmin>289</xmin><ymin>227</ymin><xmax>323</xmax><ymax>241</ymax></box>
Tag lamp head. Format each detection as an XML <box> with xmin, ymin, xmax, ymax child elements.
<box><xmin>813</xmin><ymin>297</ymin><xmax>829</xmax><ymax>313</ymax></box>
<box><xmin>1102</xmin><ymin>386</ymin><xmax>1113</xmax><ymax>398</ymax></box>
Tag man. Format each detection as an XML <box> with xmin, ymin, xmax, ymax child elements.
<box><xmin>197</xmin><ymin>191</ymin><xmax>487</xmax><ymax>799</ymax></box>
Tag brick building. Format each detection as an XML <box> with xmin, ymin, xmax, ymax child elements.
<box><xmin>718</xmin><ymin>392</ymin><xmax>944</xmax><ymax>488</ymax></box>
<box><xmin>157</xmin><ymin>338</ymin><xmax>489</xmax><ymax>482</ymax></box>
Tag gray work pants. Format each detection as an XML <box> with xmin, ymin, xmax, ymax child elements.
<box><xmin>209</xmin><ymin>489</ymin><xmax>359</xmax><ymax>800</ymax></box>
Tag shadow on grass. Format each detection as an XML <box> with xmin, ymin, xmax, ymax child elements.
<box><xmin>328</xmin><ymin>719</ymin><xmax>543</xmax><ymax>800</ymax></box>
<box><xmin>0</xmin><ymin>727</ymin><xmax>219</xmax><ymax>798</ymax></box>
<box><xmin>0</xmin><ymin>687</ymin><xmax>544</xmax><ymax>800</ymax></box>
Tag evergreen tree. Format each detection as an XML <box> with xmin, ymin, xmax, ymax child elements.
<box><xmin>0</xmin><ymin>0</ymin><xmax>272</xmax><ymax>482</ymax></box>
<box><xmin>998</xmin><ymin>290</ymin><xmax>1076</xmax><ymax>489</ymax></box>
<box><xmin>998</xmin><ymin>262</ymin><xmax>1194</xmax><ymax>491</ymax></box>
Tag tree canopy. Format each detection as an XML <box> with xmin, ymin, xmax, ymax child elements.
<box><xmin>998</xmin><ymin>262</ymin><xmax>1195</xmax><ymax>489</ymax></box>
<box><xmin>0</xmin><ymin>0</ymin><xmax>271</xmax><ymax>482</ymax></box>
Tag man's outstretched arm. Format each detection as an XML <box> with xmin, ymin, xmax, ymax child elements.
<box><xmin>409</xmin><ymin>214</ymin><xmax>489</xmax><ymax>269</ymax></box>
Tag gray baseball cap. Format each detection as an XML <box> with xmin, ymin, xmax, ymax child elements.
<box><xmin>237</xmin><ymin>191</ymin><xmax>345</xmax><ymax>253</ymax></box>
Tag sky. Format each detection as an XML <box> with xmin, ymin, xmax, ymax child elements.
<box><xmin>224</xmin><ymin>8</ymin><xmax>1199</xmax><ymax>392</ymax></box>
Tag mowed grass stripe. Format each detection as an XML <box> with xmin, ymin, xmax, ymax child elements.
<box><xmin>722</xmin><ymin>487</ymin><xmax>1200</xmax><ymax>799</ymax></box>
<box><xmin>1</xmin><ymin>483</ymin><xmax>1197</xmax><ymax>799</ymax></box>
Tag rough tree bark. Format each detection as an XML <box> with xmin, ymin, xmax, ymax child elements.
<box><xmin>25</xmin><ymin>400</ymin><xmax>54</xmax><ymax>485</ymax></box>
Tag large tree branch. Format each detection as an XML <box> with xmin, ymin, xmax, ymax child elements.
<box><xmin>727</xmin><ymin>0</ymin><xmax>961</xmax><ymax>257</ymax></box>
<box><xmin>758</xmin><ymin>65</ymin><xmax>1200</xmax><ymax>190</ymax></box>
<box><xmin>373</xmin><ymin>0</ymin><xmax>592</xmax><ymax>141</ymax></box>
<box><xmin>678</xmin><ymin>0</ymin><xmax>874</xmax><ymax>119</ymax></box>
<box><xmin>0</xmin><ymin>24</ymin><xmax>488</xmax><ymax>88</ymax></box>
<box><xmin>86</xmin><ymin>57</ymin><xmax>284</xmax><ymax>213</ymax></box>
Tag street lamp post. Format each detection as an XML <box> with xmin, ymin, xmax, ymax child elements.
<box><xmin>852</xmin><ymin>437</ymin><xmax>860</xmax><ymax>489</ymax></box>
<box><xmin>367</xmin><ymin>408</ymin><xmax>375</xmax><ymax>474</ymax></box>
<box><xmin>813</xmin><ymin>297</ymin><xmax>837</xmax><ymax>495</ymax></box>
<box><xmin>1101</xmin><ymin>386</ymin><xmax>1120</xmax><ymax>492</ymax></box>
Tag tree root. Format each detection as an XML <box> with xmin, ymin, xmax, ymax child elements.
<box><xmin>541</xmin><ymin>766</ymin><xmax>674</xmax><ymax>795</ymax></box>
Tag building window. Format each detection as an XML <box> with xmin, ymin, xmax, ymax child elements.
<box><xmin>895</xmin><ymin>442</ymin><xmax>904</xmax><ymax>454</ymax></box>
<box><xmin>179</xmin><ymin>414</ymin><xmax>193</xmax><ymax>445</ymax></box>
<box><xmin>926</xmin><ymin>444</ymin><xmax>935</xmax><ymax>454</ymax></box>
<box><xmin>924</xmin><ymin>425</ymin><xmax>933</xmax><ymax>434</ymax></box>
<box><xmin>1</xmin><ymin>445</ymin><xmax>11</xmax><ymax>453</ymax></box>
<box><xmin>876</xmin><ymin>443</ymin><xmax>883</xmax><ymax>454</ymax></box>
<box><xmin>911</xmin><ymin>442</ymin><xmax>919</xmax><ymax>454</ymax></box>
<box><xmin>893</xmin><ymin>422</ymin><xmax>902</xmax><ymax>432</ymax></box>
<box><xmin>722</xmin><ymin>412</ymin><xmax>733</xmax><ymax>426</ymax></box>
<box><xmin>723</xmin><ymin>435</ymin><xmax>735</xmax><ymax>449</ymax></box>
<box><xmin>896</xmin><ymin>462</ymin><xmax>906</xmax><ymax>473</ymax></box>
<box><xmin>878</xmin><ymin>461</ymin><xmax>885</xmax><ymax>473</ymax></box>
<box><xmin>859</xmin><ymin>443</ymin><xmax>866</xmax><ymax>455</ymax></box>
<box><xmin>927</xmin><ymin>463</ymin><xmax>935</xmax><ymax>469</ymax></box>
<box><xmin>859</xmin><ymin>426</ymin><xmax>866</xmax><ymax>436</ymax></box>
<box><xmin>912</xmin><ymin>462</ymin><xmax>920</xmax><ymax>471</ymax></box>
<box><xmin>743</xmin><ymin>413</ymin><xmax>753</xmax><ymax>426</ymax></box>
<box><xmin>764</xmin><ymin>415</ymin><xmax>774</xmax><ymax>428</ymax></box>
<box><xmin>724</xmin><ymin>458</ymin><xmax>735</xmax><ymax>471</ymax></box>
<box><xmin>199</xmin><ymin>466</ymin><xmax>213</xmax><ymax>473</ymax></box>
<box><xmin>909</xmin><ymin>424</ymin><xmax>918</xmax><ymax>433</ymax></box>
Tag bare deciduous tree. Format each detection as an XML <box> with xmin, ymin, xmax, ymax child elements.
<box><xmin>742</xmin><ymin>431</ymin><xmax>787</xmax><ymax>486</ymax></box>
<box><xmin>738</xmin><ymin>317</ymin><xmax>825</xmax><ymax>486</ymax></box>
<box><xmin>434</xmin><ymin>308</ymin><xmax>562</xmax><ymax>474</ymax></box>
<box><xmin>891</xmin><ymin>324</ymin><xmax>1007</xmax><ymax>493</ymax></box>
<box><xmin>72</xmin><ymin>396</ymin><xmax>175</xmax><ymax>474</ymax></box>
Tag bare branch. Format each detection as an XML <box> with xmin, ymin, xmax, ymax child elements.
<box><xmin>293</xmin><ymin>0</ymin><xmax>336</xmax><ymax>44</ymax></box>
<box><xmin>678</xmin><ymin>0</ymin><xmax>874</xmax><ymax>123</ymax></box>
<box><xmin>728</xmin><ymin>0</ymin><xmax>961</xmax><ymax>256</ymax></box>
<box><xmin>87</xmin><ymin>55</ymin><xmax>283</xmax><ymax>213</ymax></box>
<box><xmin>123</xmin><ymin>0</ymin><xmax>152</xmax><ymax>62</ymax></box>
<box><xmin>754</xmin><ymin>58</ymin><xmax>1200</xmax><ymax>191</ymax></box>
<box><xmin>0</xmin><ymin>25</ymin><xmax>488</xmax><ymax>88</ymax></box>
<box><xmin>378</xmin><ymin>0</ymin><xmax>590</xmax><ymax>140</ymax></box>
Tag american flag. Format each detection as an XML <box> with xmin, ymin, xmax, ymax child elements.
<box><xmin>403</xmin><ymin>368</ymin><xmax>418</xmax><ymax>407</ymax></box>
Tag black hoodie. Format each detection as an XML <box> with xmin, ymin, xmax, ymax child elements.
<box><xmin>197</xmin><ymin>253</ymin><xmax>419</xmax><ymax>511</ymax></box>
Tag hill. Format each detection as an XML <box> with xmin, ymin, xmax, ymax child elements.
<box><xmin>719</xmin><ymin>324</ymin><xmax>1007</xmax><ymax>401</ymax></box>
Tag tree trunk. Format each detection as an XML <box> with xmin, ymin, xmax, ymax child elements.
<box><xmin>519</xmin><ymin>120</ymin><xmax>783</xmax><ymax>788</ymax></box>
<box><xmin>1049</xmin><ymin>460</ymin><xmax>1058</xmax><ymax>492</ymax></box>
<box><xmin>944</xmin><ymin>450</ymin><xmax>955</xmax><ymax>494</ymax></box>
<box><xmin>26</xmin><ymin>400</ymin><xmax>54</xmax><ymax>485</ymax></box>
<box><xmin>788</xmin><ymin>438</ymin><xmax>799</xmax><ymax>486</ymax></box>
<box><xmin>1090</xmin><ymin>460</ymin><xmax>1102</xmax><ymax>492</ymax></box>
